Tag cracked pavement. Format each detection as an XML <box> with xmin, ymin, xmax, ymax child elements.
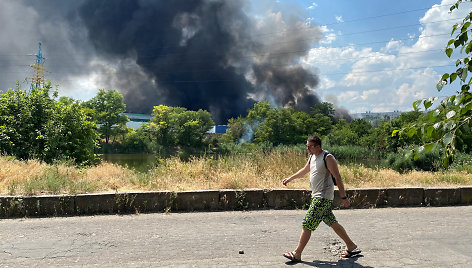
<box><xmin>0</xmin><ymin>206</ymin><xmax>471</xmax><ymax>267</ymax></box>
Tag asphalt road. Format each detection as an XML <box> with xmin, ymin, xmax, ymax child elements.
<box><xmin>1</xmin><ymin>206</ymin><xmax>471</xmax><ymax>267</ymax></box>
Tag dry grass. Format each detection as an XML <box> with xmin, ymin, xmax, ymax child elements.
<box><xmin>1</xmin><ymin>150</ymin><xmax>471</xmax><ymax>196</ymax></box>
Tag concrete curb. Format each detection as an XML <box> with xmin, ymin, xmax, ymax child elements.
<box><xmin>0</xmin><ymin>187</ymin><xmax>471</xmax><ymax>218</ymax></box>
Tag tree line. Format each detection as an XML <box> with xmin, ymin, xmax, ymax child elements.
<box><xmin>2</xmin><ymin>80</ymin><xmax>469</xmax><ymax>170</ymax></box>
<box><xmin>0</xmin><ymin>84</ymin><xmax>214</xmax><ymax>164</ymax></box>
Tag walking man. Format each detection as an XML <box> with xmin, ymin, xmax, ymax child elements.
<box><xmin>282</xmin><ymin>136</ymin><xmax>361</xmax><ymax>262</ymax></box>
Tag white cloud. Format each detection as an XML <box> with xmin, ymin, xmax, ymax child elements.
<box><xmin>335</xmin><ymin>16</ymin><xmax>344</xmax><ymax>23</ymax></box>
<box><xmin>308</xmin><ymin>2</ymin><xmax>318</xmax><ymax>9</ymax></box>
<box><xmin>360</xmin><ymin>89</ymin><xmax>379</xmax><ymax>100</ymax></box>
<box><xmin>338</xmin><ymin>91</ymin><xmax>359</xmax><ymax>102</ymax></box>
<box><xmin>318</xmin><ymin>75</ymin><xmax>336</xmax><ymax>91</ymax></box>
<box><xmin>302</xmin><ymin>0</ymin><xmax>471</xmax><ymax>114</ymax></box>
<box><xmin>317</xmin><ymin>25</ymin><xmax>337</xmax><ymax>44</ymax></box>
<box><xmin>381</xmin><ymin>39</ymin><xmax>402</xmax><ymax>53</ymax></box>
<box><xmin>305</xmin><ymin>17</ymin><xmax>314</xmax><ymax>26</ymax></box>
<box><xmin>303</xmin><ymin>45</ymin><xmax>364</xmax><ymax>70</ymax></box>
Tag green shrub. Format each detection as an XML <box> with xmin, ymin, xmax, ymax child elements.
<box><xmin>450</xmin><ymin>152</ymin><xmax>472</xmax><ymax>173</ymax></box>
<box><xmin>386</xmin><ymin>147</ymin><xmax>443</xmax><ymax>173</ymax></box>
<box><xmin>324</xmin><ymin>145</ymin><xmax>382</xmax><ymax>161</ymax></box>
<box><xmin>386</xmin><ymin>153</ymin><xmax>414</xmax><ymax>173</ymax></box>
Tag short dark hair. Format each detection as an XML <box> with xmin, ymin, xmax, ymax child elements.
<box><xmin>307</xmin><ymin>135</ymin><xmax>322</xmax><ymax>147</ymax></box>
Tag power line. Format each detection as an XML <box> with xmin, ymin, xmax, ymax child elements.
<box><xmin>323</xmin><ymin>63</ymin><xmax>456</xmax><ymax>76</ymax></box>
<box><xmin>47</xmin><ymin>64</ymin><xmax>452</xmax><ymax>84</ymax></box>
<box><xmin>119</xmin><ymin>33</ymin><xmax>451</xmax><ymax>68</ymax></box>
<box><xmin>131</xmin><ymin>17</ymin><xmax>462</xmax><ymax>61</ymax></box>
<box><xmin>257</xmin><ymin>2</ymin><xmax>467</xmax><ymax>37</ymax></box>
<box><xmin>0</xmin><ymin>7</ymin><xmax>464</xmax><ymax>65</ymax></box>
<box><xmin>327</xmin><ymin>18</ymin><xmax>462</xmax><ymax>38</ymax></box>
<box><xmin>2</xmin><ymin>40</ymin><xmax>451</xmax><ymax>77</ymax></box>
<box><xmin>0</xmin><ymin>29</ymin><xmax>454</xmax><ymax>84</ymax></box>
<box><xmin>321</xmin><ymin>3</ymin><xmax>460</xmax><ymax>26</ymax></box>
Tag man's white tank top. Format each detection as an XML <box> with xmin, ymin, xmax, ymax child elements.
<box><xmin>309</xmin><ymin>151</ymin><xmax>335</xmax><ymax>200</ymax></box>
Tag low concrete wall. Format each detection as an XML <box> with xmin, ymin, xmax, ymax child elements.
<box><xmin>424</xmin><ymin>188</ymin><xmax>461</xmax><ymax>206</ymax></box>
<box><xmin>0</xmin><ymin>187</ymin><xmax>471</xmax><ymax>218</ymax></box>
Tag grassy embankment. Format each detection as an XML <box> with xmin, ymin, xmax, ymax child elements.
<box><xmin>1</xmin><ymin>148</ymin><xmax>471</xmax><ymax>196</ymax></box>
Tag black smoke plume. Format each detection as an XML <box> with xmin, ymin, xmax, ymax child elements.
<box><xmin>76</xmin><ymin>0</ymin><xmax>321</xmax><ymax>123</ymax></box>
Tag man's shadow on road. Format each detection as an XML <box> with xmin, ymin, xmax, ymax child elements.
<box><xmin>285</xmin><ymin>255</ymin><xmax>374</xmax><ymax>267</ymax></box>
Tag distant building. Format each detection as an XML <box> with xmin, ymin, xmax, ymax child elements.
<box><xmin>351</xmin><ymin>110</ymin><xmax>403</xmax><ymax>120</ymax></box>
<box><xmin>121</xmin><ymin>113</ymin><xmax>151</xmax><ymax>129</ymax></box>
<box><xmin>207</xmin><ymin>125</ymin><xmax>229</xmax><ymax>134</ymax></box>
<box><xmin>121</xmin><ymin>113</ymin><xmax>228</xmax><ymax>134</ymax></box>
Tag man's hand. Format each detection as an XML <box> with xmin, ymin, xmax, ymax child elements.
<box><xmin>341</xmin><ymin>198</ymin><xmax>351</xmax><ymax>208</ymax></box>
<box><xmin>282</xmin><ymin>178</ymin><xmax>290</xmax><ymax>186</ymax></box>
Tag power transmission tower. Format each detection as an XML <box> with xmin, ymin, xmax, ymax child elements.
<box><xmin>28</xmin><ymin>42</ymin><xmax>47</xmax><ymax>92</ymax></box>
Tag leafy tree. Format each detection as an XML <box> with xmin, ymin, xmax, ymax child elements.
<box><xmin>45</xmin><ymin>97</ymin><xmax>99</xmax><ymax>165</ymax></box>
<box><xmin>0</xmin><ymin>84</ymin><xmax>98</xmax><ymax>164</ymax></box>
<box><xmin>313</xmin><ymin>114</ymin><xmax>333</xmax><ymax>136</ymax></box>
<box><xmin>220</xmin><ymin>117</ymin><xmax>246</xmax><ymax>143</ymax></box>
<box><xmin>311</xmin><ymin>102</ymin><xmax>336</xmax><ymax>124</ymax></box>
<box><xmin>223</xmin><ymin>101</ymin><xmax>338</xmax><ymax>146</ymax></box>
<box><xmin>147</xmin><ymin>105</ymin><xmax>178</xmax><ymax>147</ymax></box>
<box><xmin>325</xmin><ymin>119</ymin><xmax>357</xmax><ymax>146</ymax></box>
<box><xmin>0</xmin><ymin>87</ymin><xmax>54</xmax><ymax>160</ymax></box>
<box><xmin>246</xmin><ymin>101</ymin><xmax>274</xmax><ymax>122</ymax></box>
<box><xmin>111</xmin><ymin>123</ymin><xmax>132</xmax><ymax>144</ymax></box>
<box><xmin>122</xmin><ymin>127</ymin><xmax>152</xmax><ymax>153</ymax></box>
<box><xmin>252</xmin><ymin>105</ymin><xmax>326</xmax><ymax>145</ymax></box>
<box><xmin>395</xmin><ymin>0</ymin><xmax>472</xmax><ymax>167</ymax></box>
<box><xmin>147</xmin><ymin>105</ymin><xmax>214</xmax><ymax>150</ymax></box>
<box><xmin>174</xmin><ymin>109</ymin><xmax>214</xmax><ymax>147</ymax></box>
<box><xmin>350</xmin><ymin>118</ymin><xmax>373</xmax><ymax>138</ymax></box>
<box><xmin>254</xmin><ymin>107</ymin><xmax>297</xmax><ymax>145</ymax></box>
<box><xmin>84</xmin><ymin>89</ymin><xmax>128</xmax><ymax>144</ymax></box>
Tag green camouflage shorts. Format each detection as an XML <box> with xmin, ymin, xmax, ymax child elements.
<box><xmin>302</xmin><ymin>197</ymin><xmax>337</xmax><ymax>231</ymax></box>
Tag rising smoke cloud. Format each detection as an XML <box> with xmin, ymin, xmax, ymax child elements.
<box><xmin>2</xmin><ymin>0</ymin><xmax>323</xmax><ymax>123</ymax></box>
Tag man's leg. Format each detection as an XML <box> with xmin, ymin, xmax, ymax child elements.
<box><xmin>330</xmin><ymin>222</ymin><xmax>357</xmax><ymax>251</ymax></box>
<box><xmin>286</xmin><ymin>198</ymin><xmax>323</xmax><ymax>260</ymax></box>
<box><xmin>292</xmin><ymin>227</ymin><xmax>311</xmax><ymax>259</ymax></box>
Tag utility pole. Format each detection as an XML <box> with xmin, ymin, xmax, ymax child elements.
<box><xmin>29</xmin><ymin>42</ymin><xmax>47</xmax><ymax>92</ymax></box>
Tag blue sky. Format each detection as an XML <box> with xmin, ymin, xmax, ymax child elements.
<box><xmin>0</xmin><ymin>0</ymin><xmax>470</xmax><ymax>117</ymax></box>
<box><xmin>281</xmin><ymin>0</ymin><xmax>470</xmax><ymax>113</ymax></box>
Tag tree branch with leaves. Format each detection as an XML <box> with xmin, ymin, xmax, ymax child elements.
<box><xmin>394</xmin><ymin>0</ymin><xmax>472</xmax><ymax>168</ymax></box>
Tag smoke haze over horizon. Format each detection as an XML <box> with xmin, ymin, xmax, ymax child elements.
<box><xmin>0</xmin><ymin>0</ymin><xmax>324</xmax><ymax>123</ymax></box>
<box><xmin>2</xmin><ymin>1</ymin><xmax>464</xmax><ymax>123</ymax></box>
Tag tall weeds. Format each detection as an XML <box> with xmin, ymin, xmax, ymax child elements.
<box><xmin>1</xmin><ymin>148</ymin><xmax>471</xmax><ymax>196</ymax></box>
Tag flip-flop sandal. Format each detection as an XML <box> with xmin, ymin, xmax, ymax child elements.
<box><xmin>342</xmin><ymin>248</ymin><xmax>362</xmax><ymax>258</ymax></box>
<box><xmin>283</xmin><ymin>251</ymin><xmax>301</xmax><ymax>262</ymax></box>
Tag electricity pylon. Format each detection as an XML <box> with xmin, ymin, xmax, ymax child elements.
<box><xmin>29</xmin><ymin>42</ymin><xmax>47</xmax><ymax>91</ymax></box>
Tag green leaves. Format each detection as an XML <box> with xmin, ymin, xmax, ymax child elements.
<box><xmin>436</xmin><ymin>80</ymin><xmax>446</xmax><ymax>91</ymax></box>
<box><xmin>0</xmin><ymin>85</ymin><xmax>98</xmax><ymax>165</ymax></box>
<box><xmin>149</xmin><ymin>105</ymin><xmax>214</xmax><ymax>148</ymax></box>
<box><xmin>446</xmin><ymin>110</ymin><xmax>457</xmax><ymax>119</ymax></box>
<box><xmin>424</xmin><ymin>143</ymin><xmax>435</xmax><ymax>153</ymax></box>
<box><xmin>412</xmin><ymin>99</ymin><xmax>422</xmax><ymax>111</ymax></box>
<box><xmin>443</xmin><ymin>132</ymin><xmax>454</xmax><ymax>145</ymax></box>
<box><xmin>391</xmin><ymin>129</ymin><xmax>399</xmax><ymax>137</ymax></box>
<box><xmin>461</xmin><ymin>66</ymin><xmax>469</xmax><ymax>82</ymax></box>
<box><xmin>441</xmin><ymin>73</ymin><xmax>450</xmax><ymax>81</ymax></box>
<box><xmin>446</xmin><ymin>48</ymin><xmax>454</xmax><ymax>57</ymax></box>
<box><xmin>407</xmin><ymin>127</ymin><xmax>417</xmax><ymax>138</ymax></box>
<box><xmin>462</xmin><ymin>21</ymin><xmax>471</xmax><ymax>33</ymax></box>
<box><xmin>424</xmin><ymin>97</ymin><xmax>437</xmax><ymax>110</ymax></box>
<box><xmin>414</xmin><ymin>0</ymin><xmax>472</xmax><ymax>168</ymax></box>
<box><xmin>84</xmin><ymin>89</ymin><xmax>128</xmax><ymax>144</ymax></box>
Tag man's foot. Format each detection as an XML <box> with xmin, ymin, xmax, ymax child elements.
<box><xmin>341</xmin><ymin>248</ymin><xmax>362</xmax><ymax>258</ymax></box>
<box><xmin>283</xmin><ymin>251</ymin><xmax>301</xmax><ymax>262</ymax></box>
